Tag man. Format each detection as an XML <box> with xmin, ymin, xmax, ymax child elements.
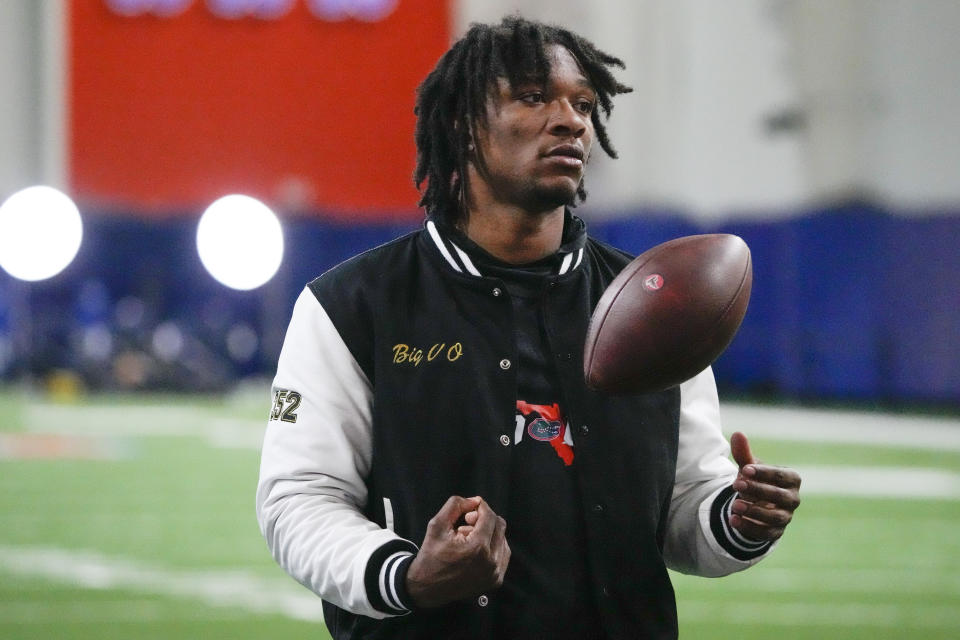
<box><xmin>257</xmin><ymin>15</ymin><xmax>801</xmax><ymax>640</ymax></box>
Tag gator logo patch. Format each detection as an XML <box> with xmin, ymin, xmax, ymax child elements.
<box><xmin>515</xmin><ymin>400</ymin><xmax>574</xmax><ymax>466</ymax></box>
<box><xmin>528</xmin><ymin>417</ymin><xmax>562</xmax><ymax>441</ymax></box>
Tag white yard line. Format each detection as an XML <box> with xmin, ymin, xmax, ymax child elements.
<box><xmin>0</xmin><ymin>600</ymin><xmax>248</xmax><ymax>624</ymax></box>
<box><xmin>720</xmin><ymin>403</ymin><xmax>960</xmax><ymax>451</ymax></box>
<box><xmin>719</xmin><ymin>404</ymin><xmax>960</xmax><ymax>498</ymax></box>
<box><xmin>794</xmin><ymin>465</ymin><xmax>960</xmax><ymax>499</ymax></box>
<box><xmin>0</xmin><ymin>546</ymin><xmax>324</xmax><ymax>622</ymax></box>
<box><xmin>23</xmin><ymin>401</ymin><xmax>960</xmax><ymax>451</ymax></box>
<box><xmin>2</xmin><ymin>546</ymin><xmax>956</xmax><ymax>628</ymax></box>
<box><xmin>23</xmin><ymin>404</ymin><xmax>266</xmax><ymax>450</ymax></box>
<box><xmin>19</xmin><ymin>401</ymin><xmax>960</xmax><ymax>498</ymax></box>
<box><xmin>680</xmin><ymin>600</ymin><xmax>960</xmax><ymax>629</ymax></box>
<box><xmin>676</xmin><ymin>565</ymin><xmax>960</xmax><ymax>596</ymax></box>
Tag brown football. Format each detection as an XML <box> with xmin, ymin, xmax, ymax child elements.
<box><xmin>584</xmin><ymin>234</ymin><xmax>752</xmax><ymax>394</ymax></box>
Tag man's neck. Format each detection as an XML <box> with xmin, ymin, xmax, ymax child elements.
<box><xmin>461</xmin><ymin>203</ymin><xmax>566</xmax><ymax>265</ymax></box>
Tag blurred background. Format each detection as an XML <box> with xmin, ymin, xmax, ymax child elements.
<box><xmin>0</xmin><ymin>1</ymin><xmax>958</xmax><ymax>638</ymax></box>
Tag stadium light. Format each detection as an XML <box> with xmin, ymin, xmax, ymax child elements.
<box><xmin>307</xmin><ymin>0</ymin><xmax>399</xmax><ymax>22</ymax></box>
<box><xmin>0</xmin><ymin>186</ymin><xmax>83</xmax><ymax>282</ymax></box>
<box><xmin>105</xmin><ymin>0</ymin><xmax>193</xmax><ymax>18</ymax></box>
<box><xmin>196</xmin><ymin>194</ymin><xmax>284</xmax><ymax>291</ymax></box>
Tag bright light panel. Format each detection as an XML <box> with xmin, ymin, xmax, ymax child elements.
<box><xmin>197</xmin><ymin>195</ymin><xmax>284</xmax><ymax>291</ymax></box>
<box><xmin>0</xmin><ymin>186</ymin><xmax>83</xmax><ymax>282</ymax></box>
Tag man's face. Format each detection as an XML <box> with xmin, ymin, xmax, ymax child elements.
<box><xmin>469</xmin><ymin>45</ymin><xmax>597</xmax><ymax>213</ymax></box>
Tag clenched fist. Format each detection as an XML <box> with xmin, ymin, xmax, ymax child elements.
<box><xmin>405</xmin><ymin>496</ymin><xmax>511</xmax><ymax>608</ymax></box>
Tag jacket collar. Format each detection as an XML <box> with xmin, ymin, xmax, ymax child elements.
<box><xmin>424</xmin><ymin>211</ymin><xmax>588</xmax><ymax>278</ymax></box>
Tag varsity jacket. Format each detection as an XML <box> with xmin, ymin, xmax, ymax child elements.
<box><xmin>256</xmin><ymin>215</ymin><xmax>774</xmax><ymax>639</ymax></box>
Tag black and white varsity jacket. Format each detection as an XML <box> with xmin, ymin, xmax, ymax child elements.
<box><xmin>256</xmin><ymin>215</ymin><xmax>773</xmax><ymax>639</ymax></box>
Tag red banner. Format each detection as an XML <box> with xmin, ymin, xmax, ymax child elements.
<box><xmin>69</xmin><ymin>0</ymin><xmax>450</xmax><ymax>219</ymax></box>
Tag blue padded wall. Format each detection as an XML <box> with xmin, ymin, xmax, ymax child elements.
<box><xmin>1</xmin><ymin>204</ymin><xmax>957</xmax><ymax>405</ymax></box>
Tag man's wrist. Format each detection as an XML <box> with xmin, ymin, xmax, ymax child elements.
<box><xmin>709</xmin><ymin>486</ymin><xmax>772</xmax><ymax>560</ymax></box>
<box><xmin>364</xmin><ymin>540</ymin><xmax>418</xmax><ymax>616</ymax></box>
<box><xmin>393</xmin><ymin>553</ymin><xmax>417</xmax><ymax>611</ymax></box>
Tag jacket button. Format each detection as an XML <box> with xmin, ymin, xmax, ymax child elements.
<box><xmin>592</xmin><ymin>503</ymin><xmax>604</xmax><ymax>513</ymax></box>
<box><xmin>579</xmin><ymin>424</ymin><xmax>589</xmax><ymax>436</ymax></box>
<box><xmin>492</xmin><ymin>287</ymin><xmax>502</xmax><ymax>297</ymax></box>
<box><xmin>499</xmin><ymin>359</ymin><xmax>511</xmax><ymax>370</ymax></box>
<box><xmin>499</xmin><ymin>434</ymin><xmax>511</xmax><ymax>446</ymax></box>
<box><xmin>478</xmin><ymin>594</ymin><xmax>489</xmax><ymax>607</ymax></box>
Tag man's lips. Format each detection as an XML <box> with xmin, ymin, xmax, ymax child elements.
<box><xmin>543</xmin><ymin>144</ymin><xmax>585</xmax><ymax>168</ymax></box>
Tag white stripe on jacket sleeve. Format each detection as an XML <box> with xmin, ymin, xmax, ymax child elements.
<box><xmin>256</xmin><ymin>288</ymin><xmax>418</xmax><ymax>618</ymax></box>
<box><xmin>663</xmin><ymin>367</ymin><xmax>774</xmax><ymax>577</ymax></box>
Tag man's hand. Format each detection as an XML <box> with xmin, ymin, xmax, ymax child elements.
<box><xmin>729</xmin><ymin>432</ymin><xmax>801</xmax><ymax>542</ymax></box>
<box><xmin>405</xmin><ymin>496</ymin><xmax>511</xmax><ymax>609</ymax></box>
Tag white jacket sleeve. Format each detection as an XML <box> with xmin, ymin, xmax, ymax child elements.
<box><xmin>256</xmin><ymin>288</ymin><xmax>418</xmax><ymax>618</ymax></box>
<box><xmin>663</xmin><ymin>367</ymin><xmax>775</xmax><ymax>576</ymax></box>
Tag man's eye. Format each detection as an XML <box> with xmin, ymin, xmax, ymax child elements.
<box><xmin>576</xmin><ymin>101</ymin><xmax>595</xmax><ymax>114</ymax></box>
<box><xmin>520</xmin><ymin>93</ymin><xmax>545</xmax><ymax>104</ymax></box>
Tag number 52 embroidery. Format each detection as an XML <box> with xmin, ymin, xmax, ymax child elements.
<box><xmin>270</xmin><ymin>388</ymin><xmax>302</xmax><ymax>423</ymax></box>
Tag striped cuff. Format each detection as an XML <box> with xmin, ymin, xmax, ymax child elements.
<box><xmin>364</xmin><ymin>539</ymin><xmax>418</xmax><ymax>615</ymax></box>
<box><xmin>709</xmin><ymin>486</ymin><xmax>773</xmax><ymax>561</ymax></box>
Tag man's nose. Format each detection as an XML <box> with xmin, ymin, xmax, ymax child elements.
<box><xmin>547</xmin><ymin>99</ymin><xmax>588</xmax><ymax>138</ymax></box>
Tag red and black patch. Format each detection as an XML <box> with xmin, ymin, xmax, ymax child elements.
<box><xmin>516</xmin><ymin>400</ymin><xmax>574</xmax><ymax>466</ymax></box>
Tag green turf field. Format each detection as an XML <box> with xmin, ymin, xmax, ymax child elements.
<box><xmin>1</xmin><ymin>389</ymin><xmax>958</xmax><ymax>639</ymax></box>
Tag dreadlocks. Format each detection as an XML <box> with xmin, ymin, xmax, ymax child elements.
<box><xmin>413</xmin><ymin>15</ymin><xmax>633</xmax><ymax>227</ymax></box>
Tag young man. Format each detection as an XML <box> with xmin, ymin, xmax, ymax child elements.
<box><xmin>257</xmin><ymin>16</ymin><xmax>801</xmax><ymax>640</ymax></box>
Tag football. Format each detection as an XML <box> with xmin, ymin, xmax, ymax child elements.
<box><xmin>583</xmin><ymin>234</ymin><xmax>752</xmax><ymax>394</ymax></box>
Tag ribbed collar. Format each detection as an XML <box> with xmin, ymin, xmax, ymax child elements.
<box><xmin>424</xmin><ymin>210</ymin><xmax>588</xmax><ymax>278</ymax></box>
